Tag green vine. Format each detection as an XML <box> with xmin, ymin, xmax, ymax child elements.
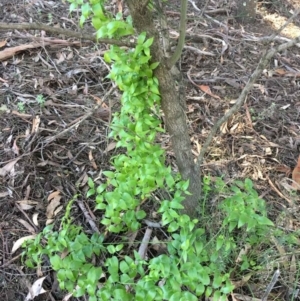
<box><xmin>21</xmin><ymin>1</ymin><xmax>276</xmax><ymax>301</ymax></box>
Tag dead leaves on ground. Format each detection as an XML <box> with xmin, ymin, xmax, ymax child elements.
<box><xmin>46</xmin><ymin>191</ymin><xmax>63</xmax><ymax>224</ymax></box>
<box><xmin>0</xmin><ymin>39</ymin><xmax>82</xmax><ymax>62</ymax></box>
<box><xmin>25</xmin><ymin>276</ymin><xmax>47</xmax><ymax>301</ymax></box>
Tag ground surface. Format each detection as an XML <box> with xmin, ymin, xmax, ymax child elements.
<box><xmin>0</xmin><ymin>0</ymin><xmax>300</xmax><ymax>300</ymax></box>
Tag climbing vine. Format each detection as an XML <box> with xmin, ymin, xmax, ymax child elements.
<box><xmin>22</xmin><ymin>1</ymin><xmax>275</xmax><ymax>301</ymax></box>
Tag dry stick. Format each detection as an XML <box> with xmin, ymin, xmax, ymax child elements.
<box><xmin>138</xmin><ymin>228</ymin><xmax>153</xmax><ymax>259</ymax></box>
<box><xmin>261</xmin><ymin>269</ymin><xmax>280</xmax><ymax>301</ymax></box>
<box><xmin>77</xmin><ymin>200</ymin><xmax>100</xmax><ymax>234</ymax></box>
<box><xmin>0</xmin><ymin>22</ymin><xmax>135</xmax><ymax>48</ymax></box>
<box><xmin>0</xmin><ymin>253</ymin><xmax>22</xmax><ymax>268</ymax></box>
<box><xmin>196</xmin><ymin>34</ymin><xmax>300</xmax><ymax>168</ymax></box>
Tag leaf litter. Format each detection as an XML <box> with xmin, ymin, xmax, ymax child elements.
<box><xmin>0</xmin><ymin>0</ymin><xmax>300</xmax><ymax>300</ymax></box>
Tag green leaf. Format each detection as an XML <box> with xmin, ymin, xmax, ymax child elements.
<box><xmin>69</xmin><ymin>2</ymin><xmax>78</xmax><ymax>12</ymax></box>
<box><xmin>107</xmin><ymin>245</ymin><xmax>116</xmax><ymax>254</ymax></box>
<box><xmin>65</xmin><ymin>269</ymin><xmax>76</xmax><ymax>281</ymax></box>
<box><xmin>180</xmin><ymin>291</ymin><xmax>197</xmax><ymax>301</ymax></box>
<box><xmin>169</xmin><ymin>200</ymin><xmax>184</xmax><ymax>210</ymax></box>
<box><xmin>168</xmin><ymin>221</ymin><xmax>179</xmax><ymax>232</ymax></box>
<box><xmin>50</xmin><ymin>254</ymin><xmax>61</xmax><ymax>270</ymax></box>
<box><xmin>95</xmin><ymin>203</ymin><xmax>106</xmax><ymax>210</ymax></box>
<box><xmin>73</xmin><ymin>285</ymin><xmax>86</xmax><ymax>297</ymax></box>
<box><xmin>88</xmin><ymin>266</ymin><xmax>103</xmax><ymax>283</ymax></box>
<box><xmin>199</xmin><ymin>269</ymin><xmax>210</xmax><ymax>286</ymax></box>
<box><xmin>170</xmin><ymin>292</ymin><xmax>182</xmax><ymax>301</ymax></box>
<box><xmin>81</xmin><ymin>2</ymin><xmax>91</xmax><ymax>17</ymax></box>
<box><xmin>137</xmin><ymin>32</ymin><xmax>146</xmax><ymax>44</ymax></box>
<box><xmin>103</xmin><ymin>171</ymin><xmax>115</xmax><ymax>179</ymax></box>
<box><xmin>88</xmin><ymin>177</ymin><xmax>95</xmax><ymax>189</ymax></box>
<box><xmin>212</xmin><ymin>274</ymin><xmax>223</xmax><ymax>288</ymax></box>
<box><xmin>97</xmin><ymin>183</ymin><xmax>107</xmax><ymax>194</ymax></box>
<box><xmin>87</xmin><ymin>188</ymin><xmax>95</xmax><ymax>198</ymax></box>
<box><xmin>136</xmin><ymin>210</ymin><xmax>146</xmax><ymax>219</ymax></box>
<box><xmin>120</xmin><ymin>260</ymin><xmax>129</xmax><ymax>273</ymax></box>
<box><xmin>216</xmin><ymin>235</ymin><xmax>224</xmax><ymax>251</ymax></box>
<box><xmin>79</xmin><ymin>15</ymin><xmax>86</xmax><ymax>27</ymax></box>
<box><xmin>92</xmin><ymin>3</ymin><xmax>107</xmax><ymax>20</ymax></box>
<box><xmin>89</xmin><ymin>296</ymin><xmax>97</xmax><ymax>301</ymax></box>
<box><xmin>143</xmin><ymin>37</ymin><xmax>154</xmax><ymax>48</ymax></box>
<box><xmin>150</xmin><ymin>62</ymin><xmax>159</xmax><ymax>69</ymax></box>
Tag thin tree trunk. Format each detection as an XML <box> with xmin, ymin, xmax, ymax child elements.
<box><xmin>236</xmin><ymin>0</ymin><xmax>257</xmax><ymax>23</ymax></box>
<box><xmin>125</xmin><ymin>1</ymin><xmax>201</xmax><ymax>218</ymax></box>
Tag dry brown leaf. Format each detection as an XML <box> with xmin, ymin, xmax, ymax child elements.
<box><xmin>236</xmin><ymin>243</ymin><xmax>251</xmax><ymax>263</ymax></box>
<box><xmin>54</xmin><ymin>205</ymin><xmax>64</xmax><ymax>216</ymax></box>
<box><xmin>275</xmin><ymin>68</ymin><xmax>287</xmax><ymax>75</ymax></box>
<box><xmin>198</xmin><ymin>84</ymin><xmax>221</xmax><ymax>99</ymax></box>
<box><xmin>18</xmin><ymin>204</ymin><xmax>34</xmax><ymax>210</ymax></box>
<box><xmin>229</xmin><ymin>123</ymin><xmax>240</xmax><ymax>133</ymax></box>
<box><xmin>46</xmin><ymin>219</ymin><xmax>54</xmax><ymax>225</ymax></box>
<box><xmin>292</xmin><ymin>155</ymin><xmax>300</xmax><ymax>190</ymax></box>
<box><xmin>0</xmin><ymin>158</ymin><xmax>20</xmax><ymax>177</ymax></box>
<box><xmin>264</xmin><ymin>147</ymin><xmax>272</xmax><ymax>156</ymax></box>
<box><xmin>17</xmin><ymin>219</ymin><xmax>36</xmax><ymax>233</ymax></box>
<box><xmin>55</xmin><ymin>52</ymin><xmax>66</xmax><ymax>64</ymax></box>
<box><xmin>104</xmin><ymin>142</ymin><xmax>117</xmax><ymax>153</ymax></box>
<box><xmin>11</xmin><ymin>235</ymin><xmax>36</xmax><ymax>254</ymax></box>
<box><xmin>17</xmin><ymin>200</ymin><xmax>39</xmax><ymax>205</ymax></box>
<box><xmin>16</xmin><ymin>200</ymin><xmax>38</xmax><ymax>210</ymax></box>
<box><xmin>89</xmin><ymin>93</ymin><xmax>103</xmax><ymax>106</ymax></box>
<box><xmin>76</xmin><ymin>172</ymin><xmax>89</xmax><ymax>187</ymax></box>
<box><xmin>32</xmin><ymin>213</ymin><xmax>39</xmax><ymax>226</ymax></box>
<box><xmin>48</xmin><ymin>190</ymin><xmax>60</xmax><ymax>201</ymax></box>
<box><xmin>89</xmin><ymin>150</ymin><xmax>98</xmax><ymax>169</ymax></box>
<box><xmin>220</xmin><ymin>121</ymin><xmax>228</xmax><ymax>134</ymax></box>
<box><xmin>25</xmin><ymin>276</ymin><xmax>47</xmax><ymax>301</ymax></box>
<box><xmin>151</xmin><ymin>236</ymin><xmax>167</xmax><ymax>253</ymax></box>
<box><xmin>46</xmin><ymin>195</ymin><xmax>62</xmax><ymax>218</ymax></box>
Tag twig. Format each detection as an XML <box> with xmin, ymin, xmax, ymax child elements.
<box><xmin>0</xmin><ymin>253</ymin><xmax>22</xmax><ymax>268</ymax></box>
<box><xmin>0</xmin><ymin>22</ymin><xmax>135</xmax><ymax>48</ymax></box>
<box><xmin>184</xmin><ymin>45</ymin><xmax>215</xmax><ymax>56</ymax></box>
<box><xmin>138</xmin><ymin>228</ymin><xmax>152</xmax><ymax>259</ymax></box>
<box><xmin>261</xmin><ymin>269</ymin><xmax>280</xmax><ymax>301</ymax></box>
<box><xmin>266</xmin><ymin>175</ymin><xmax>292</xmax><ymax>205</ymax></box>
<box><xmin>167</xmin><ymin>0</ymin><xmax>187</xmax><ymax>68</ymax></box>
<box><xmin>77</xmin><ymin>200</ymin><xmax>100</xmax><ymax>234</ymax></box>
<box><xmin>143</xmin><ymin>219</ymin><xmax>162</xmax><ymax>228</ymax></box>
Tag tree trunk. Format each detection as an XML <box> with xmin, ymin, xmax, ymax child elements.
<box><xmin>236</xmin><ymin>0</ymin><xmax>257</xmax><ymax>23</ymax></box>
<box><xmin>125</xmin><ymin>1</ymin><xmax>201</xmax><ymax>218</ymax></box>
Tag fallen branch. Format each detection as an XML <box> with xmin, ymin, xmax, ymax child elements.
<box><xmin>0</xmin><ymin>22</ymin><xmax>135</xmax><ymax>48</ymax></box>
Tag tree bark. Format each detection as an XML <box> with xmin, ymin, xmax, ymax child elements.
<box><xmin>125</xmin><ymin>1</ymin><xmax>201</xmax><ymax>218</ymax></box>
<box><xmin>236</xmin><ymin>0</ymin><xmax>257</xmax><ymax>23</ymax></box>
